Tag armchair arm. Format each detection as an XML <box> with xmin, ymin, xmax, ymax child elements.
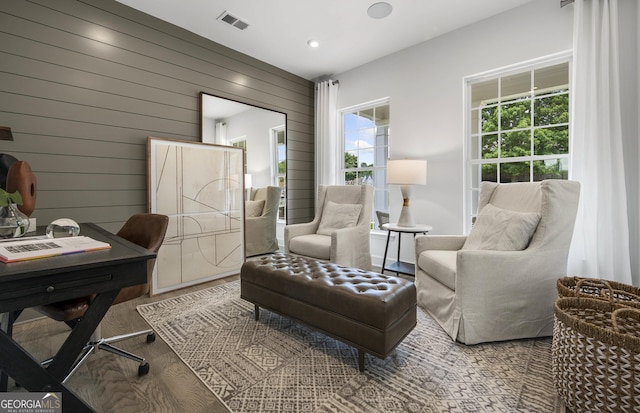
<box><xmin>415</xmin><ymin>235</ymin><xmax>467</xmax><ymax>255</ymax></box>
<box><xmin>456</xmin><ymin>248</ymin><xmax>563</xmax><ymax>290</ymax></box>
<box><xmin>284</xmin><ymin>221</ymin><xmax>318</xmax><ymax>253</ymax></box>
<box><xmin>245</xmin><ymin>216</ymin><xmax>274</xmax><ymax>244</ymax></box>
<box><xmin>455</xmin><ymin>248</ymin><xmax>563</xmax><ymax>343</ymax></box>
<box><xmin>331</xmin><ymin>226</ymin><xmax>371</xmax><ymax>270</ymax></box>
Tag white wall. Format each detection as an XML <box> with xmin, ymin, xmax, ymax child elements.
<box><xmin>335</xmin><ymin>0</ymin><xmax>574</xmax><ymax>268</ymax></box>
<box><xmin>225</xmin><ymin>107</ymin><xmax>285</xmax><ymax>188</ymax></box>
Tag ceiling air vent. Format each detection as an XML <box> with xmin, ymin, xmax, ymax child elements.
<box><xmin>217</xmin><ymin>11</ymin><xmax>249</xmax><ymax>30</ymax></box>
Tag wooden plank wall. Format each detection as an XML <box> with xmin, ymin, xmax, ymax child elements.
<box><xmin>0</xmin><ymin>0</ymin><xmax>315</xmax><ymax>233</ymax></box>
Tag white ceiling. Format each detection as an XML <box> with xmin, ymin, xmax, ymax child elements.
<box><xmin>116</xmin><ymin>0</ymin><xmax>535</xmax><ymax>81</ymax></box>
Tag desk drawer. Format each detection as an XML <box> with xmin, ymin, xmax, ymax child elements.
<box><xmin>0</xmin><ymin>268</ymin><xmax>117</xmax><ymax>312</ymax></box>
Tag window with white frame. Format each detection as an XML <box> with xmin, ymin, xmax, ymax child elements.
<box><xmin>229</xmin><ymin>137</ymin><xmax>247</xmax><ymax>173</ymax></box>
<box><xmin>341</xmin><ymin>99</ymin><xmax>390</xmax><ymax>228</ymax></box>
<box><xmin>272</xmin><ymin>126</ymin><xmax>286</xmax><ymax>221</ymax></box>
<box><xmin>464</xmin><ymin>54</ymin><xmax>571</xmax><ymax>231</ymax></box>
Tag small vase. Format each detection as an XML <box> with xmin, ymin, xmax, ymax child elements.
<box><xmin>0</xmin><ymin>203</ymin><xmax>30</xmax><ymax>238</ymax></box>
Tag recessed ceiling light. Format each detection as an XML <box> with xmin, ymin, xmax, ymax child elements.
<box><xmin>307</xmin><ymin>40</ymin><xmax>320</xmax><ymax>48</ymax></box>
<box><xmin>367</xmin><ymin>2</ymin><xmax>393</xmax><ymax>19</ymax></box>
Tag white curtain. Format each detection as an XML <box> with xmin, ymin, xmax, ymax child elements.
<box><xmin>315</xmin><ymin>80</ymin><xmax>340</xmax><ymax>188</ymax></box>
<box><xmin>568</xmin><ymin>0</ymin><xmax>632</xmax><ymax>284</ymax></box>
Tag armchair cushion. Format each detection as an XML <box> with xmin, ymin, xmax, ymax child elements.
<box><xmin>418</xmin><ymin>250</ymin><xmax>457</xmax><ymax>290</ymax></box>
<box><xmin>245</xmin><ymin>199</ymin><xmax>265</xmax><ymax>217</ymax></box>
<box><xmin>462</xmin><ymin>204</ymin><xmax>541</xmax><ymax>251</ymax></box>
<box><xmin>316</xmin><ymin>201</ymin><xmax>362</xmax><ymax>236</ymax></box>
<box><xmin>288</xmin><ymin>234</ymin><xmax>331</xmax><ymax>260</ymax></box>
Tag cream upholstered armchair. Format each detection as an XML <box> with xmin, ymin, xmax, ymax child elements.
<box><xmin>415</xmin><ymin>180</ymin><xmax>580</xmax><ymax>345</ymax></box>
<box><xmin>285</xmin><ymin>184</ymin><xmax>373</xmax><ymax>270</ymax></box>
<box><xmin>245</xmin><ymin>186</ymin><xmax>282</xmax><ymax>257</ymax></box>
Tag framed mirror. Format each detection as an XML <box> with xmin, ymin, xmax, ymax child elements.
<box><xmin>200</xmin><ymin>92</ymin><xmax>287</xmax><ymax>252</ymax></box>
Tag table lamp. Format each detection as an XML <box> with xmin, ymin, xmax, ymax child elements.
<box><xmin>387</xmin><ymin>159</ymin><xmax>427</xmax><ymax>227</ymax></box>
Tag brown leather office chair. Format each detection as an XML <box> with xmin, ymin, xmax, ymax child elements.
<box><xmin>35</xmin><ymin>213</ymin><xmax>169</xmax><ymax>382</ymax></box>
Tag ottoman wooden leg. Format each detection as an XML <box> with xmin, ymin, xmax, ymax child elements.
<box><xmin>254</xmin><ymin>305</ymin><xmax>260</xmax><ymax>321</ymax></box>
<box><xmin>358</xmin><ymin>349</ymin><xmax>365</xmax><ymax>372</ymax></box>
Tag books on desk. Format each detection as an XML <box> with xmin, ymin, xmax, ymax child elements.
<box><xmin>0</xmin><ymin>236</ymin><xmax>111</xmax><ymax>263</ymax></box>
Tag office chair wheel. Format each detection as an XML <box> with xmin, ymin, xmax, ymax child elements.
<box><xmin>146</xmin><ymin>332</ymin><xmax>156</xmax><ymax>343</ymax></box>
<box><xmin>138</xmin><ymin>362</ymin><xmax>150</xmax><ymax>376</ymax></box>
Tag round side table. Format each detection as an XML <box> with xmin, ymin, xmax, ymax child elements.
<box><xmin>381</xmin><ymin>223</ymin><xmax>432</xmax><ymax>276</ymax></box>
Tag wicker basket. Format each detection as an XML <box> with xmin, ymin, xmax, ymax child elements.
<box><xmin>553</xmin><ymin>296</ymin><xmax>640</xmax><ymax>412</ymax></box>
<box><xmin>557</xmin><ymin>276</ymin><xmax>640</xmax><ymax>308</ymax></box>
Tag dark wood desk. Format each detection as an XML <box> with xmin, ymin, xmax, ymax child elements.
<box><xmin>0</xmin><ymin>223</ymin><xmax>156</xmax><ymax>413</ymax></box>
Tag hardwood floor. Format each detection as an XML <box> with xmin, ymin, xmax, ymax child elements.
<box><xmin>10</xmin><ymin>274</ymin><xmax>239</xmax><ymax>413</ymax></box>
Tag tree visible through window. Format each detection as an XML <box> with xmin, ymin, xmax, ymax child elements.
<box><xmin>464</xmin><ymin>56</ymin><xmax>571</xmax><ymax>230</ymax></box>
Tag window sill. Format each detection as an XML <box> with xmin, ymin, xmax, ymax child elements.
<box><xmin>370</xmin><ymin>229</ymin><xmax>395</xmax><ymax>240</ymax></box>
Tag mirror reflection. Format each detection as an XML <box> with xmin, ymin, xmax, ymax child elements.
<box><xmin>200</xmin><ymin>92</ymin><xmax>287</xmax><ymax>255</ymax></box>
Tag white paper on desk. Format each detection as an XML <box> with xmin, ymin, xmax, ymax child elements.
<box><xmin>0</xmin><ymin>236</ymin><xmax>111</xmax><ymax>263</ymax></box>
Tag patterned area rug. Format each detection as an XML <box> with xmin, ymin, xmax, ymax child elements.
<box><xmin>137</xmin><ymin>280</ymin><xmax>563</xmax><ymax>412</ymax></box>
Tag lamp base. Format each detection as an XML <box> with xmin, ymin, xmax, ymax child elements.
<box><xmin>397</xmin><ymin>185</ymin><xmax>415</xmax><ymax>227</ymax></box>
<box><xmin>397</xmin><ymin>206</ymin><xmax>415</xmax><ymax>227</ymax></box>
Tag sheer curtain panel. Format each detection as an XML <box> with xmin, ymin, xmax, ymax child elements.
<box><xmin>568</xmin><ymin>0</ymin><xmax>633</xmax><ymax>284</ymax></box>
<box><xmin>315</xmin><ymin>80</ymin><xmax>339</xmax><ymax>188</ymax></box>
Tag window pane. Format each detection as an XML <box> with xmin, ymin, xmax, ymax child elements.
<box><xmin>358</xmin><ymin>109</ymin><xmax>375</xmax><ymax>129</ymax></box>
<box><xmin>472</xmin><ymin>78</ymin><xmax>498</xmax><ymax>107</ymax></box>
<box><xmin>533</xmin><ymin>159</ymin><xmax>569</xmax><ymax>181</ymax></box>
<box><xmin>346</xmin><ymin>149</ymin><xmax>358</xmax><ymax>159</ymax></box>
<box><xmin>344</xmin><ymin>113</ymin><xmax>359</xmax><ymax>132</ymax></box>
<box><xmin>482</xmin><ymin>133</ymin><xmax>499</xmax><ymax>159</ymax></box>
<box><xmin>375</xmin><ymin>126</ymin><xmax>390</xmax><ymax>146</ymax></box>
<box><xmin>501</xmin><ymin>71</ymin><xmax>531</xmax><ymax>99</ymax></box>
<box><xmin>373</xmin><ymin>168</ymin><xmax>387</xmax><ymax>191</ymax></box>
<box><xmin>470</xmin><ymin>134</ymin><xmax>481</xmax><ymax>160</ymax></box>
<box><xmin>534</xmin><ymin>126</ymin><xmax>568</xmax><ymax>155</ymax></box>
<box><xmin>500</xmin><ymin>100</ymin><xmax>531</xmax><ymax>130</ymax></box>
<box><xmin>470</xmin><ymin>164</ymin><xmax>483</xmax><ymax>188</ymax></box>
<box><xmin>481</xmin><ymin>164</ymin><xmax>498</xmax><ymax>182</ymax></box>
<box><xmin>357</xmin><ymin>170</ymin><xmax>373</xmax><ymax>185</ymax></box>
<box><xmin>344</xmin><ymin>129</ymin><xmax>359</xmax><ymax>151</ymax></box>
<box><xmin>344</xmin><ymin>171</ymin><xmax>357</xmax><ymax>184</ymax></box>
<box><xmin>534</xmin><ymin>94</ymin><xmax>569</xmax><ymax>126</ymax></box>
<box><xmin>481</xmin><ymin>106</ymin><xmax>498</xmax><ymax>133</ymax></box>
<box><xmin>358</xmin><ymin>127</ymin><xmax>375</xmax><ymax>147</ymax></box>
<box><xmin>374</xmin><ymin>105</ymin><xmax>390</xmax><ymax>125</ymax></box>
<box><xmin>374</xmin><ymin>144</ymin><xmax>388</xmax><ymax>165</ymax></box>
<box><xmin>471</xmin><ymin>108</ymin><xmax>480</xmax><ymax>135</ymax></box>
<box><xmin>277</xmin><ymin>174</ymin><xmax>286</xmax><ymax>220</ymax></box>
<box><xmin>501</xmin><ymin>130</ymin><xmax>531</xmax><ymax>157</ymax></box>
<box><xmin>534</xmin><ymin>63</ymin><xmax>569</xmax><ymax>94</ymax></box>
<box><xmin>358</xmin><ymin>148</ymin><xmax>374</xmax><ymax>168</ymax></box>
<box><xmin>500</xmin><ymin>161</ymin><xmax>530</xmax><ymax>182</ymax></box>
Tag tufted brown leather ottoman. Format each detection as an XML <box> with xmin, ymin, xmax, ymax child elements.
<box><xmin>240</xmin><ymin>253</ymin><xmax>417</xmax><ymax>372</ymax></box>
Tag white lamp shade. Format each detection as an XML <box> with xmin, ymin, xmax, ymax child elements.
<box><xmin>387</xmin><ymin>159</ymin><xmax>427</xmax><ymax>185</ymax></box>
